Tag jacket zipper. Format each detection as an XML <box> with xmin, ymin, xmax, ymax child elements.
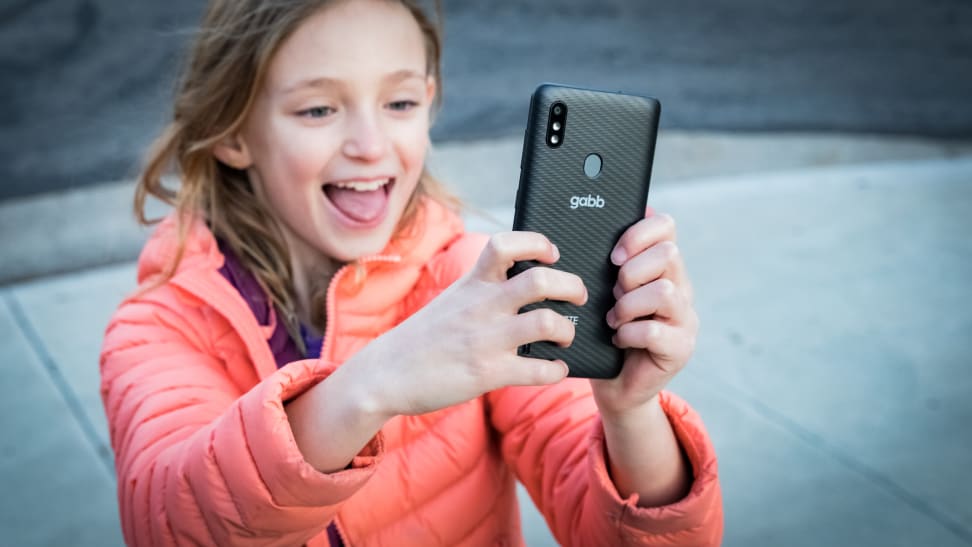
<box><xmin>320</xmin><ymin>254</ymin><xmax>401</xmax><ymax>362</ymax></box>
<box><xmin>320</xmin><ymin>254</ymin><xmax>401</xmax><ymax>547</ymax></box>
<box><xmin>333</xmin><ymin>517</ymin><xmax>351</xmax><ymax>547</ymax></box>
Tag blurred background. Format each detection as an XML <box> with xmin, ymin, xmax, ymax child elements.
<box><xmin>1</xmin><ymin>0</ymin><xmax>970</xmax><ymax>545</ymax></box>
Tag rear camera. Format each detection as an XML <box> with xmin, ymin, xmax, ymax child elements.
<box><xmin>547</xmin><ymin>102</ymin><xmax>567</xmax><ymax>148</ymax></box>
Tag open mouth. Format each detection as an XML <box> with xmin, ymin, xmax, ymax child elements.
<box><xmin>322</xmin><ymin>177</ymin><xmax>395</xmax><ymax>226</ymax></box>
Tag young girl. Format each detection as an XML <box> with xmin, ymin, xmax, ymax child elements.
<box><xmin>100</xmin><ymin>0</ymin><xmax>723</xmax><ymax>545</ymax></box>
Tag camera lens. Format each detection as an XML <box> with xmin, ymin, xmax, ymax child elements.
<box><xmin>553</xmin><ymin>105</ymin><xmax>563</xmax><ymax>115</ymax></box>
<box><xmin>553</xmin><ymin>122</ymin><xmax>562</xmax><ymax>131</ymax></box>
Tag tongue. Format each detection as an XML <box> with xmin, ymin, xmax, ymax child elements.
<box><xmin>324</xmin><ymin>184</ymin><xmax>388</xmax><ymax>223</ymax></box>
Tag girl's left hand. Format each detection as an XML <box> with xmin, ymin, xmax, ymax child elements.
<box><xmin>590</xmin><ymin>211</ymin><xmax>699</xmax><ymax>420</ymax></box>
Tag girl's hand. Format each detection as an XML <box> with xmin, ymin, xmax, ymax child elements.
<box><xmin>591</xmin><ymin>212</ymin><xmax>700</xmax><ymax>420</ymax></box>
<box><xmin>351</xmin><ymin>231</ymin><xmax>587</xmax><ymax>417</ymax></box>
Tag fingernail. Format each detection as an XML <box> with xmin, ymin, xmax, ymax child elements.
<box><xmin>613</xmin><ymin>284</ymin><xmax>623</xmax><ymax>300</ymax></box>
<box><xmin>606</xmin><ymin>308</ymin><xmax>617</xmax><ymax>328</ymax></box>
<box><xmin>610</xmin><ymin>247</ymin><xmax>627</xmax><ymax>266</ymax></box>
<box><xmin>551</xmin><ymin>244</ymin><xmax>560</xmax><ymax>261</ymax></box>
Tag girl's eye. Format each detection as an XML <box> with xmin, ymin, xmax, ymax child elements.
<box><xmin>388</xmin><ymin>100</ymin><xmax>419</xmax><ymax>112</ymax></box>
<box><xmin>298</xmin><ymin>106</ymin><xmax>335</xmax><ymax>118</ymax></box>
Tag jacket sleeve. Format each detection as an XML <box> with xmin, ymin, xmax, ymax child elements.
<box><xmin>486</xmin><ymin>380</ymin><xmax>723</xmax><ymax>546</ymax></box>
<box><xmin>100</xmin><ymin>290</ymin><xmax>383</xmax><ymax>546</ymax></box>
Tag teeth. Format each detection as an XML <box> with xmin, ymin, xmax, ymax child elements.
<box><xmin>332</xmin><ymin>178</ymin><xmax>391</xmax><ymax>191</ymax></box>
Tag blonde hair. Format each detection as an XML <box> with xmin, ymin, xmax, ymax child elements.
<box><xmin>135</xmin><ymin>0</ymin><xmax>456</xmax><ymax>349</ymax></box>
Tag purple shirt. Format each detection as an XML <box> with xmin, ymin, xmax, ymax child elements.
<box><xmin>217</xmin><ymin>240</ymin><xmax>318</xmax><ymax>366</ymax></box>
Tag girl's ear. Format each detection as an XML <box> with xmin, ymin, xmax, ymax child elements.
<box><xmin>212</xmin><ymin>133</ymin><xmax>253</xmax><ymax>170</ymax></box>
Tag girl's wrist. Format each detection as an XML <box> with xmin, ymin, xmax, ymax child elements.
<box><xmin>599</xmin><ymin>393</ymin><xmax>664</xmax><ymax>432</ymax></box>
<box><xmin>286</xmin><ymin>354</ymin><xmax>396</xmax><ymax>473</ymax></box>
<box><xmin>599</xmin><ymin>393</ymin><xmax>692</xmax><ymax>506</ymax></box>
<box><xmin>328</xmin><ymin>353</ymin><xmax>398</xmax><ymax>424</ymax></box>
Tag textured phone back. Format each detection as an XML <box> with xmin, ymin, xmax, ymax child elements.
<box><xmin>511</xmin><ymin>84</ymin><xmax>660</xmax><ymax>378</ymax></box>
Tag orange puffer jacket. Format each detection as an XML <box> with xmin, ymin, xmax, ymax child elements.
<box><xmin>100</xmin><ymin>199</ymin><xmax>723</xmax><ymax>546</ymax></box>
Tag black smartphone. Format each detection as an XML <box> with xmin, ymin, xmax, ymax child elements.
<box><xmin>510</xmin><ymin>83</ymin><xmax>660</xmax><ymax>379</ymax></box>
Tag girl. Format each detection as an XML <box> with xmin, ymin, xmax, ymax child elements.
<box><xmin>100</xmin><ymin>0</ymin><xmax>723</xmax><ymax>545</ymax></box>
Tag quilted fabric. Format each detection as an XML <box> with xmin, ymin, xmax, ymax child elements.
<box><xmin>100</xmin><ymin>198</ymin><xmax>723</xmax><ymax>546</ymax></box>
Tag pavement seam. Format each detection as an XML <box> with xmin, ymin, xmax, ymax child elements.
<box><xmin>2</xmin><ymin>291</ymin><xmax>116</xmax><ymax>480</ymax></box>
<box><xmin>702</xmin><ymin>377</ymin><xmax>972</xmax><ymax>545</ymax></box>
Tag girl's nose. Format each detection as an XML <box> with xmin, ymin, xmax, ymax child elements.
<box><xmin>342</xmin><ymin>113</ymin><xmax>388</xmax><ymax>162</ymax></box>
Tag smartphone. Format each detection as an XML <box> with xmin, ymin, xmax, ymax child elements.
<box><xmin>510</xmin><ymin>83</ymin><xmax>660</xmax><ymax>379</ymax></box>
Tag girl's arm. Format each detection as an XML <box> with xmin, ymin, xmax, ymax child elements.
<box><xmin>489</xmin><ymin>210</ymin><xmax>722</xmax><ymax>545</ymax></box>
<box><xmin>101</xmin><ymin>289</ymin><xmax>382</xmax><ymax>547</ymax></box>
<box><xmin>600</xmin><ymin>394</ymin><xmax>692</xmax><ymax>507</ymax></box>
<box><xmin>487</xmin><ymin>382</ymin><xmax>723</xmax><ymax>547</ymax></box>
<box><xmin>284</xmin><ymin>231</ymin><xmax>588</xmax><ymax>471</ymax></box>
<box><xmin>591</xmin><ymin>209</ymin><xmax>712</xmax><ymax>507</ymax></box>
<box><xmin>285</xmin><ymin>354</ymin><xmax>392</xmax><ymax>473</ymax></box>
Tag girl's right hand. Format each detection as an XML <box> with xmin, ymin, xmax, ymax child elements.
<box><xmin>350</xmin><ymin>231</ymin><xmax>588</xmax><ymax>417</ymax></box>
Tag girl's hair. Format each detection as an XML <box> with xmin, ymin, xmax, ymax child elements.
<box><xmin>134</xmin><ymin>0</ymin><xmax>455</xmax><ymax>347</ymax></box>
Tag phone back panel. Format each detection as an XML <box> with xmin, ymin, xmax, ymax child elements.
<box><xmin>511</xmin><ymin>84</ymin><xmax>660</xmax><ymax>378</ymax></box>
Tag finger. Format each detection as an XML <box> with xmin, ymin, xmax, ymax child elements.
<box><xmin>475</xmin><ymin>231</ymin><xmax>559</xmax><ymax>282</ymax></box>
<box><xmin>505</xmin><ymin>267</ymin><xmax>587</xmax><ymax>310</ymax></box>
<box><xmin>615</xmin><ymin>239</ymin><xmax>688</xmax><ymax>296</ymax></box>
<box><xmin>612</xmin><ymin>319</ymin><xmax>695</xmax><ymax>365</ymax></box>
<box><xmin>610</xmin><ymin>213</ymin><xmax>677</xmax><ymax>266</ymax></box>
<box><xmin>607</xmin><ymin>278</ymin><xmax>684</xmax><ymax>329</ymax></box>
<box><xmin>507</xmin><ymin>308</ymin><xmax>577</xmax><ymax>348</ymax></box>
<box><xmin>495</xmin><ymin>356</ymin><xmax>569</xmax><ymax>387</ymax></box>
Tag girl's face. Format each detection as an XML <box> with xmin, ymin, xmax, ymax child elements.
<box><xmin>229</xmin><ymin>0</ymin><xmax>436</xmax><ymax>264</ymax></box>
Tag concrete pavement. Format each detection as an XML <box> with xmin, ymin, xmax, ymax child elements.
<box><xmin>1</xmin><ymin>145</ymin><xmax>971</xmax><ymax>545</ymax></box>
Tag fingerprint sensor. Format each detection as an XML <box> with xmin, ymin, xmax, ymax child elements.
<box><xmin>584</xmin><ymin>154</ymin><xmax>602</xmax><ymax>179</ymax></box>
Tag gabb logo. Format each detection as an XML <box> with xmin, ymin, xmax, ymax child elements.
<box><xmin>569</xmin><ymin>194</ymin><xmax>606</xmax><ymax>209</ymax></box>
